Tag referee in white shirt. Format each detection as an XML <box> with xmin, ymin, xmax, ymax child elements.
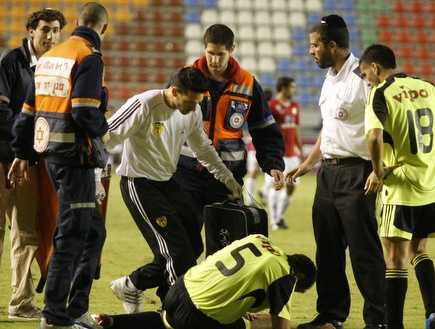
<box><xmin>289</xmin><ymin>15</ymin><xmax>386</xmax><ymax>329</ymax></box>
<box><xmin>103</xmin><ymin>67</ymin><xmax>242</xmax><ymax>313</ymax></box>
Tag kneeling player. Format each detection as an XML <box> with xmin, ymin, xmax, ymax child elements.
<box><xmin>96</xmin><ymin>234</ymin><xmax>316</xmax><ymax>329</ymax></box>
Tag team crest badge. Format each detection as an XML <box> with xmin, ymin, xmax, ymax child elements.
<box><xmin>152</xmin><ymin>122</ymin><xmax>165</xmax><ymax>137</ymax></box>
<box><xmin>156</xmin><ymin>216</ymin><xmax>168</xmax><ymax>228</ymax></box>
<box><xmin>226</xmin><ymin>100</ymin><xmax>248</xmax><ymax>130</ymax></box>
<box><xmin>229</xmin><ymin>112</ymin><xmax>245</xmax><ymax>129</ymax></box>
<box><xmin>34</xmin><ymin>117</ymin><xmax>50</xmax><ymax>153</ymax></box>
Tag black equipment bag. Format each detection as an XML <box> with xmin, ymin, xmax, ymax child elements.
<box><xmin>204</xmin><ymin>201</ymin><xmax>268</xmax><ymax>256</ymax></box>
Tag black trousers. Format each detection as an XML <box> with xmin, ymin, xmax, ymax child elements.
<box><xmin>44</xmin><ymin>164</ymin><xmax>106</xmax><ymax>326</ymax></box>
<box><xmin>106</xmin><ymin>278</ymin><xmax>246</xmax><ymax>329</ymax></box>
<box><xmin>120</xmin><ymin>176</ymin><xmax>202</xmax><ymax>301</ymax></box>
<box><xmin>312</xmin><ymin>159</ymin><xmax>386</xmax><ymax>325</ymax></box>
<box><xmin>164</xmin><ymin>277</ymin><xmax>246</xmax><ymax>329</ymax></box>
<box><xmin>173</xmin><ymin>162</ymin><xmax>243</xmax><ymax>227</ymax></box>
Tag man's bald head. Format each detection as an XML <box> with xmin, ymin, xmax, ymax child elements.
<box><xmin>78</xmin><ymin>2</ymin><xmax>108</xmax><ymax>34</ymax></box>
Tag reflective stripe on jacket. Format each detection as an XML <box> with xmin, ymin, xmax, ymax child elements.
<box><xmin>193</xmin><ymin>57</ymin><xmax>254</xmax><ymax>171</ymax></box>
<box><xmin>32</xmin><ymin>34</ymin><xmax>101</xmax><ymax>163</ymax></box>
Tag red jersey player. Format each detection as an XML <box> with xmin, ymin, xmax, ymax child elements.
<box><xmin>264</xmin><ymin>77</ymin><xmax>303</xmax><ymax>230</ymax></box>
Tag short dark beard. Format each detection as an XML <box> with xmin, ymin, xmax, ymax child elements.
<box><xmin>317</xmin><ymin>54</ymin><xmax>334</xmax><ymax>69</ymax></box>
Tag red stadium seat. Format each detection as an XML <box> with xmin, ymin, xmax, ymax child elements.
<box><xmin>117</xmin><ymin>23</ymin><xmax>130</xmax><ymax>35</ymax></box>
<box><xmin>154</xmin><ymin>57</ymin><xmax>166</xmax><ymax>68</ymax></box>
<box><xmin>103</xmin><ymin>55</ymin><xmax>114</xmax><ymax>66</ymax></box>
<box><xmin>402</xmin><ymin>62</ymin><xmax>415</xmax><ymax>75</ymax></box>
<box><xmin>408</xmin><ymin>15</ymin><xmax>425</xmax><ymax>29</ymax></box>
<box><xmin>102</xmin><ymin>40</ymin><xmax>113</xmax><ymax>51</ymax></box>
<box><xmin>396</xmin><ymin>47</ymin><xmax>413</xmax><ymax>59</ymax></box>
<box><xmin>416</xmin><ymin>47</ymin><xmax>431</xmax><ymax>60</ymax></box>
<box><xmin>396</xmin><ymin>31</ymin><xmax>411</xmax><ymax>44</ymax></box>
<box><xmin>172</xmin><ymin>42</ymin><xmax>184</xmax><ymax>52</ymax></box>
<box><xmin>137</xmin><ymin>57</ymin><xmax>148</xmax><ymax>67</ymax></box>
<box><xmin>104</xmin><ymin>70</ymin><xmax>113</xmax><ymax>82</ymax></box>
<box><xmin>136</xmin><ymin>73</ymin><xmax>148</xmax><ymax>82</ymax></box>
<box><xmin>425</xmin><ymin>1</ymin><xmax>435</xmax><ymax>13</ymax></box>
<box><xmin>393</xmin><ymin>15</ymin><xmax>408</xmax><ymax>29</ymax></box>
<box><xmin>171</xmin><ymin>27</ymin><xmax>184</xmax><ymax>37</ymax></box>
<box><xmin>410</xmin><ymin>0</ymin><xmax>423</xmax><ymax>13</ymax></box>
<box><xmin>169</xmin><ymin>11</ymin><xmax>182</xmax><ymax>22</ymax></box>
<box><xmin>417</xmin><ymin>64</ymin><xmax>433</xmax><ymax>78</ymax></box>
<box><xmin>174</xmin><ymin>58</ymin><xmax>186</xmax><ymax>67</ymax></box>
<box><xmin>154</xmin><ymin>26</ymin><xmax>166</xmax><ymax>37</ymax></box>
<box><xmin>134</xmin><ymin>25</ymin><xmax>148</xmax><ymax>36</ymax></box>
<box><xmin>155</xmin><ymin>42</ymin><xmax>166</xmax><ymax>52</ymax></box>
<box><xmin>135</xmin><ymin>41</ymin><xmax>148</xmax><ymax>51</ymax></box>
<box><xmin>136</xmin><ymin>10</ymin><xmax>147</xmax><ymax>22</ymax></box>
<box><xmin>119</xmin><ymin>88</ymin><xmax>134</xmax><ymax>99</ymax></box>
<box><xmin>117</xmin><ymin>41</ymin><xmax>130</xmax><ymax>51</ymax></box>
<box><xmin>379</xmin><ymin>30</ymin><xmax>393</xmax><ymax>43</ymax></box>
<box><xmin>415</xmin><ymin>33</ymin><xmax>428</xmax><ymax>44</ymax></box>
<box><xmin>393</xmin><ymin>1</ymin><xmax>405</xmax><ymax>13</ymax></box>
<box><xmin>377</xmin><ymin>16</ymin><xmax>390</xmax><ymax>29</ymax></box>
<box><xmin>119</xmin><ymin>57</ymin><xmax>130</xmax><ymax>67</ymax></box>
<box><xmin>119</xmin><ymin>71</ymin><xmax>133</xmax><ymax>83</ymax></box>
<box><xmin>156</xmin><ymin>73</ymin><xmax>168</xmax><ymax>84</ymax></box>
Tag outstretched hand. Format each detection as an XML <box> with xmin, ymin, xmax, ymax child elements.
<box><xmin>225</xmin><ymin>177</ymin><xmax>243</xmax><ymax>201</ymax></box>
<box><xmin>270</xmin><ymin>169</ymin><xmax>284</xmax><ymax>190</ymax></box>
<box><xmin>286</xmin><ymin>162</ymin><xmax>311</xmax><ymax>185</ymax></box>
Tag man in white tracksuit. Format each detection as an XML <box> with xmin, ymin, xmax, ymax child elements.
<box><xmin>103</xmin><ymin>67</ymin><xmax>242</xmax><ymax>313</ymax></box>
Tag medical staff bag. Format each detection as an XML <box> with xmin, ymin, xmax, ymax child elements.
<box><xmin>204</xmin><ymin>201</ymin><xmax>268</xmax><ymax>256</ymax></box>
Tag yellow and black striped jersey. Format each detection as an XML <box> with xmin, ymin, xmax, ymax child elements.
<box><xmin>365</xmin><ymin>73</ymin><xmax>435</xmax><ymax>205</ymax></box>
<box><xmin>184</xmin><ymin>234</ymin><xmax>295</xmax><ymax>324</ymax></box>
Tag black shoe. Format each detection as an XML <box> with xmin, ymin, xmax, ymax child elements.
<box><xmin>427</xmin><ymin>313</ymin><xmax>435</xmax><ymax>329</ymax></box>
<box><xmin>297</xmin><ymin>316</ymin><xmax>343</xmax><ymax>329</ymax></box>
<box><xmin>277</xmin><ymin>219</ymin><xmax>289</xmax><ymax>229</ymax></box>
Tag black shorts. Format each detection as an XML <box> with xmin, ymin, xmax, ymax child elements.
<box><xmin>378</xmin><ymin>202</ymin><xmax>435</xmax><ymax>239</ymax></box>
<box><xmin>163</xmin><ymin>277</ymin><xmax>246</xmax><ymax>329</ymax></box>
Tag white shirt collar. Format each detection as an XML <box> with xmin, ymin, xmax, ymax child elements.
<box><xmin>27</xmin><ymin>39</ymin><xmax>38</xmax><ymax>68</ymax></box>
<box><xmin>326</xmin><ymin>53</ymin><xmax>356</xmax><ymax>81</ymax></box>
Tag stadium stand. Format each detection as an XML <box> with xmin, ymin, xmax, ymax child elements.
<box><xmin>0</xmin><ymin>0</ymin><xmax>433</xmax><ymax>116</ymax></box>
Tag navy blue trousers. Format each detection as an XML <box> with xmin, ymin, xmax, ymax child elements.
<box><xmin>43</xmin><ymin>163</ymin><xmax>106</xmax><ymax>326</ymax></box>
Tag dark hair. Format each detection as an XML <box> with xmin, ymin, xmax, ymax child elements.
<box><xmin>276</xmin><ymin>77</ymin><xmax>295</xmax><ymax>92</ymax></box>
<box><xmin>170</xmin><ymin>67</ymin><xmax>209</xmax><ymax>94</ymax></box>
<box><xmin>360</xmin><ymin>44</ymin><xmax>397</xmax><ymax>69</ymax></box>
<box><xmin>26</xmin><ymin>8</ymin><xmax>66</xmax><ymax>30</ymax></box>
<box><xmin>203</xmin><ymin>24</ymin><xmax>234</xmax><ymax>50</ymax></box>
<box><xmin>287</xmin><ymin>254</ymin><xmax>316</xmax><ymax>292</ymax></box>
<box><xmin>79</xmin><ymin>2</ymin><xmax>108</xmax><ymax>27</ymax></box>
<box><xmin>310</xmin><ymin>14</ymin><xmax>349</xmax><ymax>48</ymax></box>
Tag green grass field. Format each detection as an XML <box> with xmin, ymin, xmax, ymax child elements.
<box><xmin>0</xmin><ymin>174</ymin><xmax>432</xmax><ymax>329</ymax></box>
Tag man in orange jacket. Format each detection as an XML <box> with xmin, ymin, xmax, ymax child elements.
<box><xmin>174</xmin><ymin>24</ymin><xmax>285</xmax><ymax>225</ymax></box>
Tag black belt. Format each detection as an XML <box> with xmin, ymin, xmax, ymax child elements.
<box><xmin>322</xmin><ymin>157</ymin><xmax>368</xmax><ymax>166</ymax></box>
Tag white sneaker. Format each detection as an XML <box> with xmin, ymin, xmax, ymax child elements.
<box><xmin>110</xmin><ymin>276</ymin><xmax>144</xmax><ymax>313</ymax></box>
<box><xmin>75</xmin><ymin>311</ymin><xmax>103</xmax><ymax>329</ymax></box>
<box><xmin>271</xmin><ymin>223</ymin><xmax>279</xmax><ymax>231</ymax></box>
